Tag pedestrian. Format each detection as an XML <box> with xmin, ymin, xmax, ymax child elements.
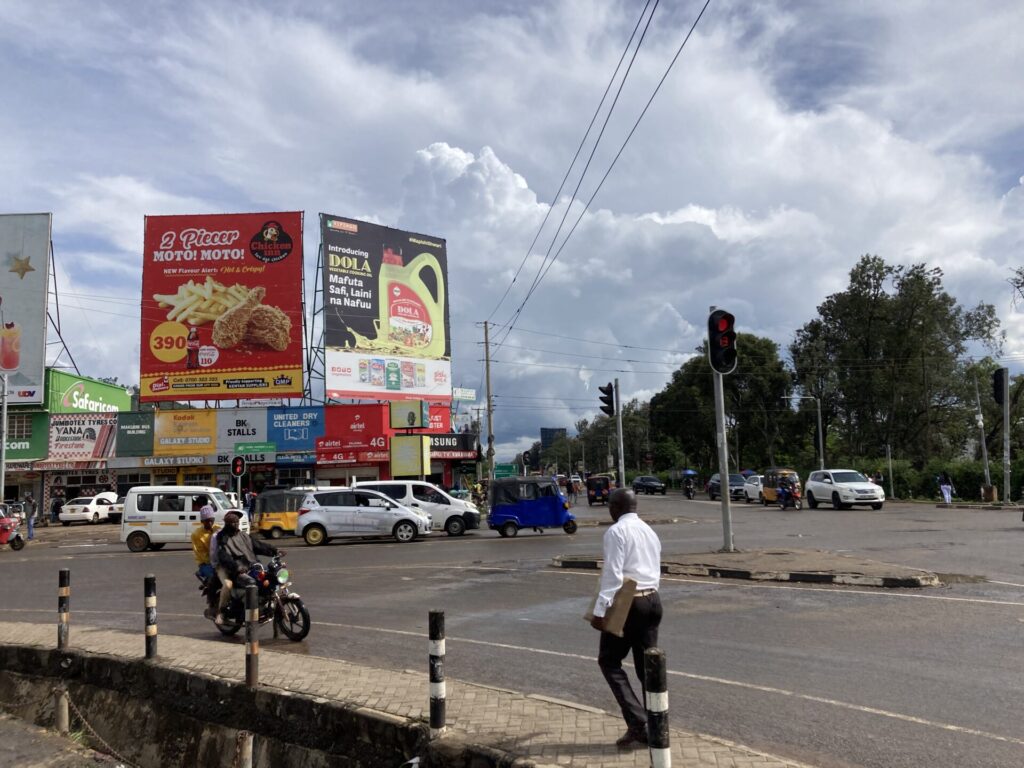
<box><xmin>872</xmin><ymin>470</ymin><xmax>884</xmax><ymax>486</ymax></box>
<box><xmin>246</xmin><ymin>491</ymin><xmax>258</xmax><ymax>523</ymax></box>
<box><xmin>939</xmin><ymin>472</ymin><xmax>954</xmax><ymax>504</ymax></box>
<box><xmin>589</xmin><ymin>488</ymin><xmax>662</xmax><ymax>749</ymax></box>
<box><xmin>24</xmin><ymin>494</ymin><xmax>35</xmax><ymax>541</ymax></box>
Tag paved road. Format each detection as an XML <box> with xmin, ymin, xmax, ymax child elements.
<box><xmin>3</xmin><ymin>496</ymin><xmax>1023</xmax><ymax>768</ymax></box>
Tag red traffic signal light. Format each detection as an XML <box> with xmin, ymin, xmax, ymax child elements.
<box><xmin>230</xmin><ymin>456</ymin><xmax>247</xmax><ymax>478</ymax></box>
<box><xmin>707</xmin><ymin>309</ymin><xmax>737</xmax><ymax>374</ymax></box>
<box><xmin>598</xmin><ymin>382</ymin><xmax>615</xmax><ymax>417</ymax></box>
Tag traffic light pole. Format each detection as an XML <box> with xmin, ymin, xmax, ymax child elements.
<box><xmin>484</xmin><ymin>321</ymin><xmax>495</xmax><ymax>481</ymax></box>
<box><xmin>974</xmin><ymin>377</ymin><xmax>991</xmax><ymax>487</ymax></box>
<box><xmin>713</xmin><ymin>371</ymin><xmax>734</xmax><ymax>552</ymax></box>
<box><xmin>1003</xmin><ymin>370</ymin><xmax>1010</xmax><ymax>503</ymax></box>
<box><xmin>615</xmin><ymin>378</ymin><xmax>625</xmax><ymax>489</ymax></box>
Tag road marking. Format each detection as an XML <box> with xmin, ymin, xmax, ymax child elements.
<box><xmin>317</xmin><ymin>620</ymin><xmax>1024</xmax><ymax>749</ymax></box>
<box><xmin>552</xmin><ymin>569</ymin><xmax>1024</xmax><ymax>607</ymax></box>
<box><xmin>987</xmin><ymin>579</ymin><xmax>1024</xmax><ymax>588</ymax></box>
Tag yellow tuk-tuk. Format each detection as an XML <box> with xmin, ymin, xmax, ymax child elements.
<box><xmin>255</xmin><ymin>489</ymin><xmax>308</xmax><ymax>538</ymax></box>
<box><xmin>761</xmin><ymin>468</ymin><xmax>801</xmax><ymax>505</ymax></box>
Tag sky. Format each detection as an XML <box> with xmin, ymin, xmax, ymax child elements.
<box><xmin>2</xmin><ymin>0</ymin><xmax>1023</xmax><ymax>460</ymax></box>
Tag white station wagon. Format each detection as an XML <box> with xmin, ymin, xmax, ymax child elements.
<box><xmin>59</xmin><ymin>492</ymin><xmax>119</xmax><ymax>525</ymax></box>
<box><xmin>804</xmin><ymin>469</ymin><xmax>885</xmax><ymax>510</ymax></box>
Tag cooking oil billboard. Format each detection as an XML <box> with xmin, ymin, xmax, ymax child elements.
<box><xmin>320</xmin><ymin>214</ymin><xmax>451</xmax><ymax>402</ymax></box>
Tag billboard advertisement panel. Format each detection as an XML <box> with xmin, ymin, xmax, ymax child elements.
<box><xmin>215</xmin><ymin>408</ymin><xmax>268</xmax><ymax>451</ymax></box>
<box><xmin>0</xmin><ymin>214</ymin><xmax>51</xmax><ymax>404</ymax></box>
<box><xmin>6</xmin><ymin>412</ymin><xmax>49</xmax><ymax>460</ymax></box>
<box><xmin>140</xmin><ymin>212</ymin><xmax>304</xmax><ymax>401</ymax></box>
<box><xmin>46</xmin><ymin>370</ymin><xmax>131</xmax><ymax>413</ymax></box>
<box><xmin>153</xmin><ymin>410</ymin><xmax>217</xmax><ymax>456</ymax></box>
<box><xmin>48</xmin><ymin>413</ymin><xmax>117</xmax><ymax>460</ymax></box>
<box><xmin>320</xmin><ymin>214</ymin><xmax>451</xmax><ymax>402</ymax></box>
<box><xmin>116</xmin><ymin>412</ymin><xmax>154</xmax><ymax>457</ymax></box>
<box><xmin>268</xmin><ymin>406</ymin><xmax>324</xmax><ymax>453</ymax></box>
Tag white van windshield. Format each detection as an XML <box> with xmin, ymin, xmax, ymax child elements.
<box><xmin>210</xmin><ymin>491</ymin><xmax>230</xmax><ymax>509</ymax></box>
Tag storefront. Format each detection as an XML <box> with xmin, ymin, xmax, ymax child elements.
<box><xmin>428</xmin><ymin>433</ymin><xmax>479</xmax><ymax>489</ymax></box>
<box><xmin>3</xmin><ymin>411</ymin><xmax>49</xmax><ymax>502</ymax></box>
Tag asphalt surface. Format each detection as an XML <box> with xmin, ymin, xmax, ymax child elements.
<box><xmin>3</xmin><ymin>495</ymin><xmax>1024</xmax><ymax>768</ymax></box>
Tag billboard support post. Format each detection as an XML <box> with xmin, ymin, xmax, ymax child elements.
<box><xmin>0</xmin><ymin>374</ymin><xmax>7</xmax><ymax>501</ymax></box>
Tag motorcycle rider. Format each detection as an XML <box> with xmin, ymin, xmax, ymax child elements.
<box><xmin>214</xmin><ymin>511</ymin><xmax>280</xmax><ymax>625</ymax></box>
<box><xmin>777</xmin><ymin>476</ymin><xmax>794</xmax><ymax>508</ymax></box>
<box><xmin>683</xmin><ymin>477</ymin><xmax>695</xmax><ymax>499</ymax></box>
<box><xmin>191</xmin><ymin>505</ymin><xmax>220</xmax><ymax>619</ymax></box>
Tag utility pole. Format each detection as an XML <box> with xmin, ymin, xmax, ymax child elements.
<box><xmin>484</xmin><ymin>322</ymin><xmax>495</xmax><ymax>481</ymax></box>
<box><xmin>1002</xmin><ymin>369</ymin><xmax>1010</xmax><ymax>502</ymax></box>
<box><xmin>974</xmin><ymin>377</ymin><xmax>991</xmax><ymax>487</ymax></box>
<box><xmin>615</xmin><ymin>379</ymin><xmax>625</xmax><ymax>489</ymax></box>
<box><xmin>473</xmin><ymin>407</ymin><xmax>485</xmax><ymax>483</ymax></box>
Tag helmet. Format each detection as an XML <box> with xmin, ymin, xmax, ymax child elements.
<box><xmin>199</xmin><ymin>505</ymin><xmax>216</xmax><ymax>521</ymax></box>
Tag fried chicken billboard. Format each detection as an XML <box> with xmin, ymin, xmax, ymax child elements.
<box><xmin>140</xmin><ymin>212</ymin><xmax>304</xmax><ymax>401</ymax></box>
<box><xmin>320</xmin><ymin>214</ymin><xmax>451</xmax><ymax>403</ymax></box>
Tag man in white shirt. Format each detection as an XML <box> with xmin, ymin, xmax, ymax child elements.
<box><xmin>589</xmin><ymin>488</ymin><xmax>663</xmax><ymax>749</ymax></box>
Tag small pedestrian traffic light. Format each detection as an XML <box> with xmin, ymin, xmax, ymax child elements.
<box><xmin>598</xmin><ymin>382</ymin><xmax>615</xmax><ymax>417</ymax></box>
<box><xmin>993</xmin><ymin>368</ymin><xmax>1007</xmax><ymax>405</ymax></box>
<box><xmin>522</xmin><ymin>451</ymin><xmax>530</xmax><ymax>467</ymax></box>
<box><xmin>707</xmin><ymin>309</ymin><xmax>737</xmax><ymax>375</ymax></box>
<box><xmin>230</xmin><ymin>455</ymin><xmax>247</xmax><ymax>478</ymax></box>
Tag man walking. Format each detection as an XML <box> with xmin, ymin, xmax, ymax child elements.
<box><xmin>589</xmin><ymin>488</ymin><xmax>663</xmax><ymax>749</ymax></box>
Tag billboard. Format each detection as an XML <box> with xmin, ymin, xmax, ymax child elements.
<box><xmin>0</xmin><ymin>214</ymin><xmax>51</xmax><ymax>404</ymax></box>
<box><xmin>140</xmin><ymin>212</ymin><xmax>304</xmax><ymax>401</ymax></box>
<box><xmin>115</xmin><ymin>412</ymin><xmax>154</xmax><ymax>457</ymax></box>
<box><xmin>47</xmin><ymin>413</ymin><xmax>117</xmax><ymax>460</ymax></box>
<box><xmin>267</xmin><ymin>406</ymin><xmax>324</xmax><ymax>453</ymax></box>
<box><xmin>153</xmin><ymin>410</ymin><xmax>217</xmax><ymax>456</ymax></box>
<box><xmin>5</xmin><ymin>412</ymin><xmax>49</xmax><ymax>460</ymax></box>
<box><xmin>320</xmin><ymin>214</ymin><xmax>451</xmax><ymax>402</ymax></box>
<box><xmin>46</xmin><ymin>370</ymin><xmax>131</xmax><ymax>413</ymax></box>
<box><xmin>215</xmin><ymin>408</ymin><xmax>268</xmax><ymax>451</ymax></box>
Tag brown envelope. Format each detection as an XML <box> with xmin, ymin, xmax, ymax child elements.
<box><xmin>584</xmin><ymin>578</ymin><xmax>637</xmax><ymax>637</ymax></box>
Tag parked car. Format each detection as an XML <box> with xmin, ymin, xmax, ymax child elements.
<box><xmin>60</xmin><ymin>492</ymin><xmax>119</xmax><ymax>526</ymax></box>
<box><xmin>295</xmin><ymin>487</ymin><xmax>431</xmax><ymax>545</ymax></box>
<box><xmin>707</xmin><ymin>473</ymin><xmax>746</xmax><ymax>501</ymax></box>
<box><xmin>353</xmin><ymin>480</ymin><xmax>480</xmax><ymax>536</ymax></box>
<box><xmin>106</xmin><ymin>496</ymin><xmax>126</xmax><ymax>524</ymax></box>
<box><xmin>743</xmin><ymin>475</ymin><xmax>765</xmax><ymax>503</ymax></box>
<box><xmin>805</xmin><ymin>469</ymin><xmax>885</xmax><ymax>510</ymax></box>
<box><xmin>632</xmin><ymin>475</ymin><xmax>666</xmax><ymax>495</ymax></box>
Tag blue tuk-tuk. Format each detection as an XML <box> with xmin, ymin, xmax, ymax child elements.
<box><xmin>488</xmin><ymin>476</ymin><xmax>578</xmax><ymax>537</ymax></box>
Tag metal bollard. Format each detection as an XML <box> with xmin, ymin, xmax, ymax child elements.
<box><xmin>144</xmin><ymin>574</ymin><xmax>157</xmax><ymax>659</ymax></box>
<box><xmin>428</xmin><ymin>609</ymin><xmax>446</xmax><ymax>737</ymax></box>
<box><xmin>57</xmin><ymin>569</ymin><xmax>70</xmax><ymax>650</ymax></box>
<box><xmin>644</xmin><ymin>648</ymin><xmax>670</xmax><ymax>768</ymax></box>
<box><xmin>54</xmin><ymin>686</ymin><xmax>69</xmax><ymax>735</ymax></box>
<box><xmin>245</xmin><ymin>585</ymin><xmax>258</xmax><ymax>688</ymax></box>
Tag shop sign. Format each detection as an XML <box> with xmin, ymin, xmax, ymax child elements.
<box><xmin>234</xmin><ymin>441</ymin><xmax>275</xmax><ymax>454</ymax></box>
<box><xmin>390</xmin><ymin>434</ymin><xmax>430</xmax><ymax>477</ymax></box>
<box><xmin>216</xmin><ymin>408</ymin><xmax>268</xmax><ymax>450</ymax></box>
<box><xmin>428</xmin><ymin>433</ymin><xmax>478</xmax><ymax>460</ymax></box>
<box><xmin>143</xmin><ymin>455</ymin><xmax>206</xmax><ymax>467</ymax></box>
<box><xmin>452</xmin><ymin>387</ymin><xmax>476</xmax><ymax>401</ymax></box>
<box><xmin>275</xmin><ymin>452</ymin><xmax>316</xmax><ymax>465</ymax></box>
<box><xmin>268</xmin><ymin>406</ymin><xmax>324</xmax><ymax>452</ymax></box>
<box><xmin>0</xmin><ymin>214</ymin><xmax>50</xmax><ymax>405</ymax></box>
<box><xmin>153</xmin><ymin>410</ymin><xmax>217</xmax><ymax>456</ymax></box>
<box><xmin>316</xmin><ymin>449</ymin><xmax>389</xmax><ymax>465</ymax></box>
<box><xmin>215</xmin><ymin>450</ymin><xmax>276</xmax><ymax>464</ymax></box>
<box><xmin>48</xmin><ymin>413</ymin><xmax>117</xmax><ymax>460</ymax></box>
<box><xmin>116</xmin><ymin>412</ymin><xmax>154</xmax><ymax>457</ymax></box>
<box><xmin>5</xmin><ymin>411</ymin><xmax>48</xmax><ymax>460</ymax></box>
<box><xmin>426</xmin><ymin>404</ymin><xmax>450</xmax><ymax>433</ymax></box>
<box><xmin>46</xmin><ymin>370</ymin><xmax>131</xmax><ymax>414</ymax></box>
<box><xmin>7</xmin><ymin>461</ymin><xmax>35</xmax><ymax>472</ymax></box>
<box><xmin>323</xmin><ymin>404</ymin><xmax>389</xmax><ymax>451</ymax></box>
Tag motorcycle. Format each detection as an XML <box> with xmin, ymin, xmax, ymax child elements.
<box><xmin>198</xmin><ymin>553</ymin><xmax>310</xmax><ymax>641</ymax></box>
<box><xmin>777</xmin><ymin>484</ymin><xmax>803</xmax><ymax>510</ymax></box>
<box><xmin>683</xmin><ymin>481</ymin><xmax>695</xmax><ymax>500</ymax></box>
<box><xmin>0</xmin><ymin>514</ymin><xmax>25</xmax><ymax>551</ymax></box>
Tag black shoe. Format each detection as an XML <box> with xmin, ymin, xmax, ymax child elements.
<box><xmin>615</xmin><ymin>729</ymin><xmax>648</xmax><ymax>749</ymax></box>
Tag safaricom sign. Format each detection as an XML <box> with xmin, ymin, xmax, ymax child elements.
<box><xmin>62</xmin><ymin>383</ymin><xmax>122</xmax><ymax>413</ymax></box>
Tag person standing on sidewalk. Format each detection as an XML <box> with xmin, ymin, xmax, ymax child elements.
<box><xmin>589</xmin><ymin>488</ymin><xmax>663</xmax><ymax>749</ymax></box>
<box><xmin>24</xmin><ymin>494</ymin><xmax>35</xmax><ymax>541</ymax></box>
<box><xmin>939</xmin><ymin>471</ymin><xmax>954</xmax><ymax>504</ymax></box>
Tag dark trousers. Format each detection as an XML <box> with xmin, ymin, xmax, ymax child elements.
<box><xmin>598</xmin><ymin>592</ymin><xmax>662</xmax><ymax>732</ymax></box>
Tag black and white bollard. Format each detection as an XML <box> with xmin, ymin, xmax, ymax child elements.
<box><xmin>245</xmin><ymin>585</ymin><xmax>259</xmax><ymax>688</ymax></box>
<box><xmin>144</xmin><ymin>574</ymin><xmax>158</xmax><ymax>659</ymax></box>
<box><xmin>644</xmin><ymin>648</ymin><xmax>670</xmax><ymax>767</ymax></box>
<box><xmin>57</xmin><ymin>569</ymin><xmax>70</xmax><ymax>650</ymax></box>
<box><xmin>428</xmin><ymin>609</ymin><xmax>446</xmax><ymax>737</ymax></box>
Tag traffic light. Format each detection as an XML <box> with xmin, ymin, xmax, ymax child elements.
<box><xmin>598</xmin><ymin>382</ymin><xmax>615</xmax><ymax>417</ymax></box>
<box><xmin>522</xmin><ymin>451</ymin><xmax>531</xmax><ymax>467</ymax></box>
<box><xmin>708</xmin><ymin>309</ymin><xmax>737</xmax><ymax>374</ymax></box>
<box><xmin>993</xmin><ymin>368</ymin><xmax>1007</xmax><ymax>405</ymax></box>
<box><xmin>230</xmin><ymin>455</ymin><xmax>247</xmax><ymax>478</ymax></box>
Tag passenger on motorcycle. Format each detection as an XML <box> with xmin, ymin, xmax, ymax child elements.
<box><xmin>191</xmin><ymin>505</ymin><xmax>220</xmax><ymax>619</ymax></box>
<box><xmin>683</xmin><ymin>477</ymin><xmax>695</xmax><ymax>497</ymax></box>
<box><xmin>214</xmin><ymin>511</ymin><xmax>281</xmax><ymax>625</ymax></box>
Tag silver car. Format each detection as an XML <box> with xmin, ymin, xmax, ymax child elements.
<box><xmin>295</xmin><ymin>488</ymin><xmax>432</xmax><ymax>545</ymax></box>
<box><xmin>743</xmin><ymin>475</ymin><xmax>765</xmax><ymax>503</ymax></box>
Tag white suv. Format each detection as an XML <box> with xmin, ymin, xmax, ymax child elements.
<box><xmin>805</xmin><ymin>469</ymin><xmax>885</xmax><ymax>510</ymax></box>
<box><xmin>295</xmin><ymin>487</ymin><xmax>431</xmax><ymax>545</ymax></box>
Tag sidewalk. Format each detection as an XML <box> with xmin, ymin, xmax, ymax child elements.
<box><xmin>554</xmin><ymin>548</ymin><xmax>940</xmax><ymax>588</ymax></box>
<box><xmin>0</xmin><ymin>622</ymin><xmax>814</xmax><ymax>768</ymax></box>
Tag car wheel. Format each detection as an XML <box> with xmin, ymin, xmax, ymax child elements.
<box><xmin>393</xmin><ymin>521</ymin><xmax>418</xmax><ymax>543</ymax></box>
<box><xmin>872</xmin><ymin>503</ymin><xmax>884</xmax><ymax>510</ymax></box>
<box><xmin>61</xmin><ymin>521</ymin><xmax>70</xmax><ymax>527</ymax></box>
<box><xmin>269</xmin><ymin>527</ymin><xmax>284</xmax><ymax>539</ymax></box>
<box><xmin>807</xmin><ymin>492</ymin><xmax>818</xmax><ymax>509</ymax></box>
<box><xmin>303</xmin><ymin>524</ymin><xmax>327</xmax><ymax>546</ymax></box>
<box><xmin>563</xmin><ymin>519</ymin><xmax>578</xmax><ymax>535</ymax></box>
<box><xmin>445</xmin><ymin>516</ymin><xmax>466</xmax><ymax>536</ymax></box>
<box><xmin>501</xmin><ymin>521</ymin><xmax>518</xmax><ymax>538</ymax></box>
<box><xmin>831</xmin><ymin>492</ymin><xmax>842</xmax><ymax>510</ymax></box>
<box><xmin>759</xmin><ymin>493</ymin><xmax>765</xmax><ymax>506</ymax></box>
<box><xmin>91</xmin><ymin>512</ymin><xmax>99</xmax><ymax>524</ymax></box>
<box><xmin>126</xmin><ymin>531</ymin><xmax>150</xmax><ymax>553</ymax></box>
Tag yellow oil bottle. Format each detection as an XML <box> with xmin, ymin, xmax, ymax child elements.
<box><xmin>378</xmin><ymin>247</ymin><xmax>446</xmax><ymax>358</ymax></box>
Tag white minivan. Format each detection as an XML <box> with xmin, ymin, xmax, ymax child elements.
<box><xmin>120</xmin><ymin>486</ymin><xmax>249</xmax><ymax>553</ymax></box>
<box><xmin>352</xmin><ymin>480</ymin><xmax>481</xmax><ymax>536</ymax></box>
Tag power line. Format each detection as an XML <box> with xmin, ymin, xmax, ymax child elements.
<box><xmin>487</xmin><ymin>0</ymin><xmax>655</xmax><ymax>323</ymax></box>
<box><xmin>497</xmin><ymin>0</ymin><xmax>713</xmax><ymax>346</ymax></box>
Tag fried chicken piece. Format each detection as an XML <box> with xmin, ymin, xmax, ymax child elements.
<box><xmin>212</xmin><ymin>287</ymin><xmax>265</xmax><ymax>349</ymax></box>
<box><xmin>244</xmin><ymin>304</ymin><xmax>291</xmax><ymax>351</ymax></box>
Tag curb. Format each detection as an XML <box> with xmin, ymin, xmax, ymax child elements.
<box><xmin>935</xmin><ymin>503</ymin><xmax>1024</xmax><ymax>511</ymax></box>
<box><xmin>574</xmin><ymin>516</ymin><xmax>683</xmax><ymax>528</ymax></box>
<box><xmin>551</xmin><ymin>556</ymin><xmax>941</xmax><ymax>588</ymax></box>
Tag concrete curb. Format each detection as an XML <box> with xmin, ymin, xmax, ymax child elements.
<box><xmin>551</xmin><ymin>556</ymin><xmax>941</xmax><ymax>588</ymax></box>
<box><xmin>574</xmin><ymin>516</ymin><xmax>683</xmax><ymax>528</ymax></box>
<box><xmin>935</xmin><ymin>503</ymin><xmax>1024</xmax><ymax>512</ymax></box>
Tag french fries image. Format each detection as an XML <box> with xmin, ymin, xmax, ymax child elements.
<box><xmin>152</xmin><ymin>277</ymin><xmax>252</xmax><ymax>325</ymax></box>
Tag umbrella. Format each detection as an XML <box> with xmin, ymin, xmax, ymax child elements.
<box><xmin>681</xmin><ymin>469</ymin><xmax>698</xmax><ymax>476</ymax></box>
<box><xmin>740</xmin><ymin>469</ymin><xmax>756</xmax><ymax>477</ymax></box>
